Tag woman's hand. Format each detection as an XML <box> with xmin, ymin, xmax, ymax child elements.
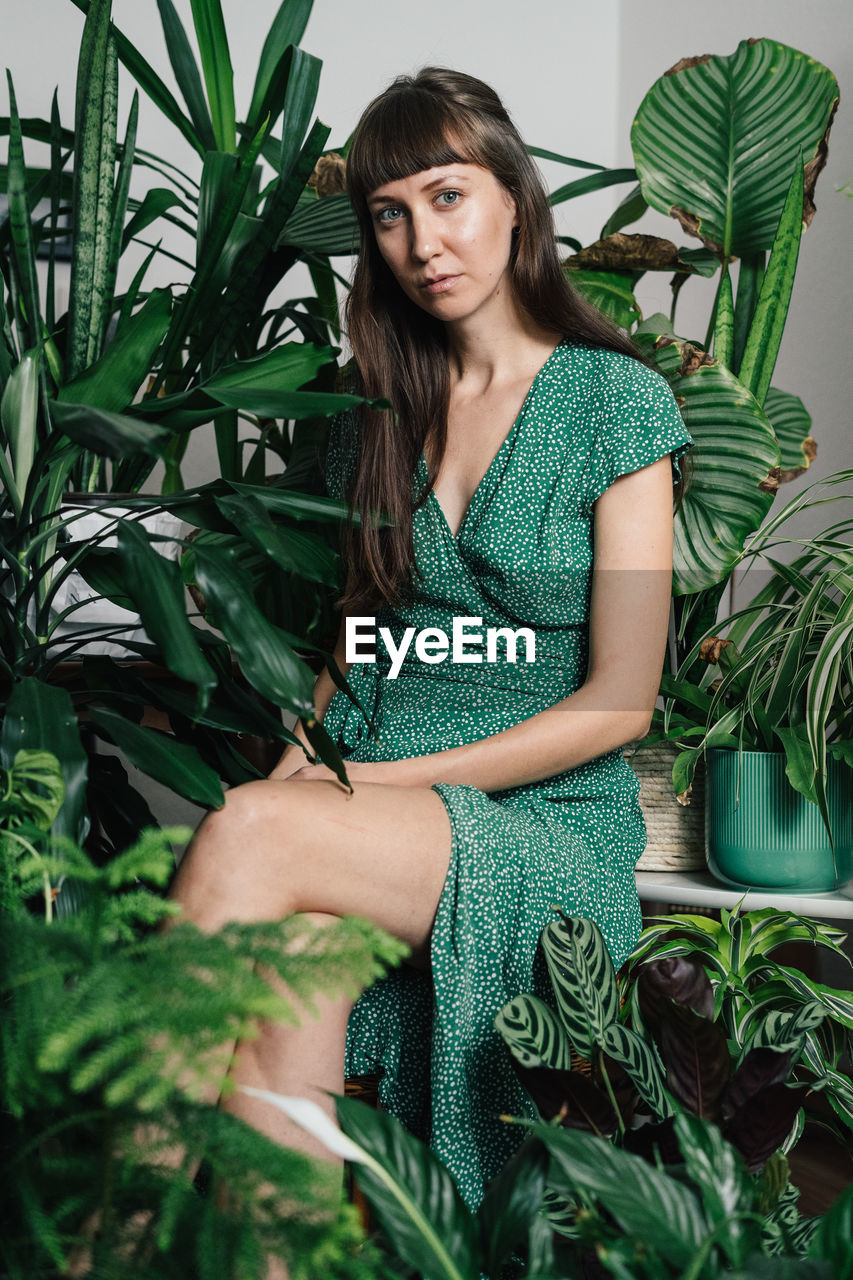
<box><xmin>285</xmin><ymin>760</ymin><xmax>418</xmax><ymax>789</ymax></box>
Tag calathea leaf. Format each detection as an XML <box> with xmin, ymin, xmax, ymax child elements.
<box><xmin>722</xmin><ymin>1047</ymin><xmax>793</xmax><ymax>1120</ymax></box>
<box><xmin>722</xmin><ymin>1081</ymin><xmax>809</xmax><ymax>1173</ymax></box>
<box><xmin>601</xmin><ymin>1022</ymin><xmax>674</xmax><ymax>1118</ymax></box>
<box><xmin>637</xmin><ymin>953</ymin><xmax>716</xmax><ymax>1031</ymax></box>
<box><xmin>494</xmin><ymin>993</ymin><xmax>573</xmax><ymax>1070</ymax></box>
<box><xmin>658</xmin><ymin>1001</ymin><xmax>731</xmax><ymax>1120</ymax></box>
<box><xmin>540</xmin><ymin>914</ymin><xmax>619</xmax><ymax>1060</ymax></box>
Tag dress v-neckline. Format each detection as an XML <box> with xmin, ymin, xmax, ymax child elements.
<box><xmin>418</xmin><ymin>339</ymin><xmax>564</xmax><ymax>543</ymax></box>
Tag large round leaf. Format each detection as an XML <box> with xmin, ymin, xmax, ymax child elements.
<box><xmin>631</xmin><ymin>38</ymin><xmax>838</xmax><ymax>256</ymax></box>
<box><xmin>644</xmin><ymin>336</ymin><xmax>780</xmax><ymax>595</ymax></box>
<box><xmin>565</xmin><ymin>268</ymin><xmax>640</xmax><ymax>330</ymax></box>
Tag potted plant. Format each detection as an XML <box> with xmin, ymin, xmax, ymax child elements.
<box><xmin>546</xmin><ymin>38</ymin><xmax>840</xmax><ymax>870</ymax></box>
<box><xmin>0</xmin><ymin>747</ymin><xmax>404</xmax><ymax>1278</ymax></box>
<box><xmin>652</xmin><ymin>469</ymin><xmax>853</xmax><ymax>890</ymax></box>
<box><xmin>253</xmin><ymin>906</ymin><xmax>853</xmax><ymax>1280</ymax></box>
<box><xmin>0</xmin><ymin>0</ymin><xmax>380</xmax><ymax>876</ymax></box>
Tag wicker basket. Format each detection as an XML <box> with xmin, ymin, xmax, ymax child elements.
<box><xmin>624</xmin><ymin>738</ymin><xmax>706</xmax><ymax>871</ymax></box>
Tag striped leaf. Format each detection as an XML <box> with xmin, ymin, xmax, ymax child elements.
<box><xmin>737</xmin><ymin>160</ymin><xmax>804</xmax><ymax>408</ymax></box>
<box><xmin>646</xmin><ymin>337</ymin><xmax>779</xmax><ymax>595</ymax></box>
<box><xmin>564</xmin><ymin>269</ymin><xmax>640</xmax><ymax>330</ymax></box>
<box><xmin>494</xmin><ymin>994</ymin><xmax>573</xmax><ymax>1070</ymax></box>
<box><xmin>764</xmin><ymin>387</ymin><xmax>815</xmax><ymax>481</ymax></box>
<box><xmin>69</xmin><ymin>0</ymin><xmax>117</xmax><ymax>377</ymax></box>
<box><xmin>540</xmin><ymin>916</ymin><xmax>619</xmax><ymax>1060</ymax></box>
<box><xmin>631</xmin><ymin>38</ymin><xmax>838</xmax><ymax>257</ymax></box>
<box><xmin>538</xmin><ymin>1122</ymin><xmax>709</xmax><ymax>1266</ymax></box>
<box><xmin>279</xmin><ymin>190</ymin><xmax>359</xmax><ymax>256</ymax></box>
<box><xmin>713</xmin><ymin>265</ymin><xmax>734</xmax><ymax>368</ymax></box>
<box><xmin>4</xmin><ymin>74</ymin><xmax>42</xmax><ymax>352</ymax></box>
<box><xmin>601</xmin><ymin>1023</ymin><xmax>673</xmax><ymax>1118</ymax></box>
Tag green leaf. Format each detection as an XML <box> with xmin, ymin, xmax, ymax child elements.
<box><xmin>49</xmin><ymin>400</ymin><xmax>171</xmax><ymax>459</ymax></box>
<box><xmin>535</xmin><ymin>1121</ymin><xmax>709</xmax><ymax>1266</ymax></box>
<box><xmin>191</xmin><ymin>543</ymin><xmax>315</xmax><ymax>716</ymax></box>
<box><xmin>599</xmin><ymin>182</ymin><xmax>647</xmax><ymax>238</ymax></box>
<box><xmin>476</xmin><ymin>1135</ymin><xmax>548</xmax><ymax>1280</ymax></box>
<box><xmin>643</xmin><ymin>336</ymin><xmax>780</xmax><ymax>596</ymax></box>
<box><xmin>247</xmin><ymin>0</ymin><xmax>313</xmax><ymax>131</ymax></box>
<box><xmin>738</xmin><ymin>159</ymin><xmax>805</xmax><ymax>409</ymax></box>
<box><xmin>116</xmin><ymin>522</ymin><xmax>217</xmax><ymax>715</ymax></box>
<box><xmin>565</xmin><ymin>269</ymin><xmax>640</xmax><ymax>330</ymax></box>
<box><xmin>189</xmin><ymin>0</ymin><xmax>235</xmax><ymax>153</ymax></box>
<box><xmin>0</xmin><ymin>348</ymin><xmax>39</xmax><ymax>517</ymax></box>
<box><xmin>601</xmin><ymin>1023</ymin><xmax>673</xmax><ymax>1118</ymax></box>
<box><xmin>809</xmin><ymin>1180</ymin><xmax>853</xmax><ymax>1279</ymax></box>
<box><xmin>122</xmin><ymin>187</ymin><xmax>186</xmax><ymax>251</ymax></box>
<box><xmin>69</xmin><ymin>0</ymin><xmax>118</xmax><ymax>375</ymax></box>
<box><xmin>213</xmin><ymin>493</ymin><xmax>339</xmax><ymax>586</ymax></box>
<box><xmin>205</xmin><ymin>341</ymin><xmax>335</xmax><ymax>393</ymax></box>
<box><xmin>631</xmin><ymin>38</ymin><xmax>838</xmax><ymax>256</ymax></box>
<box><xmin>278</xmin><ymin>47</ymin><xmax>322</xmax><ymax>179</ymax></box>
<box><xmin>764</xmin><ymin>387</ymin><xmax>815</xmax><ymax>480</ymax></box>
<box><xmin>1</xmin><ymin>678</ymin><xmax>88</xmax><ymax>843</ymax></box>
<box><xmin>805</xmin><ymin>588</ymin><xmax>853</xmax><ymax>849</ymax></box>
<box><xmin>69</xmin><ymin>0</ymin><xmax>203</xmax><ymax>156</ymax></box>
<box><xmin>774</xmin><ymin>725</ymin><xmax>818</xmax><ymax>805</ymax></box>
<box><xmin>540</xmin><ymin>915</ymin><xmax>619</xmax><ymax>1060</ymax></box>
<box><xmin>87</xmin><ymin>705</ymin><xmax>224</xmax><ymax>808</ymax></box>
<box><xmin>336</xmin><ymin>1094</ymin><xmax>481</xmax><ymax>1280</ymax></box>
<box><xmin>104</xmin><ymin>89</ymin><xmax>138</xmax><ymax>331</ymax></box>
<box><xmin>672</xmin><ymin>1112</ymin><xmax>754</xmax><ymax>1266</ymax></box>
<box><xmin>494</xmin><ymin>994</ymin><xmax>574</xmax><ymax>1070</ymax></box>
<box><xmin>278</xmin><ymin>190</ymin><xmax>359</xmax><ymax>256</ymax></box>
<box><xmin>58</xmin><ymin>288</ymin><xmax>171</xmax><ymax>412</ymax></box>
<box><xmin>4</xmin><ymin>73</ymin><xmax>42</xmax><ymax>351</ymax></box>
<box><xmin>156</xmin><ymin>0</ymin><xmax>216</xmax><ymax>151</ymax></box>
<box><xmin>713</xmin><ymin>264</ymin><xmax>734</xmax><ymax>368</ymax></box>
<box><xmin>549</xmin><ymin>168</ymin><xmax>637</xmax><ymax>207</ymax></box>
<box><xmin>204</xmin><ymin>387</ymin><xmax>374</xmax><ymax>419</ymax></box>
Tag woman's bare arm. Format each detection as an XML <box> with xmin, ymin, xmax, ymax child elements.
<box><xmin>359</xmin><ymin>454</ymin><xmax>675</xmax><ymax>792</ymax></box>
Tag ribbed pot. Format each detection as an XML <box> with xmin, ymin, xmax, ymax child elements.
<box><xmin>705</xmin><ymin>748</ymin><xmax>853</xmax><ymax>892</ymax></box>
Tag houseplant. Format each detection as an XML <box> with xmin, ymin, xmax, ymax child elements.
<box><xmin>649</xmin><ymin>469</ymin><xmax>853</xmax><ymax>889</ymax></box>
<box><xmin>548</xmin><ymin>38</ymin><xmax>840</xmax><ymax>869</ymax></box>
<box><xmin>0</xmin><ymin>748</ymin><xmax>405</xmax><ymax>1279</ymax></box>
<box><xmin>250</xmin><ymin>907</ymin><xmax>853</xmax><ymax>1279</ymax></box>
<box><xmin>1</xmin><ymin>0</ymin><xmax>383</xmax><ymax>869</ymax></box>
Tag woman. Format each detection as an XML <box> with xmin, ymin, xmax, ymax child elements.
<box><xmin>172</xmin><ymin>67</ymin><xmax>693</xmax><ymax>1211</ymax></box>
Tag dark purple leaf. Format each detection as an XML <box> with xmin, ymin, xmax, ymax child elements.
<box><xmin>622</xmin><ymin>1115</ymin><xmax>681</xmax><ymax>1164</ymax></box>
<box><xmin>515</xmin><ymin>1064</ymin><xmax>619</xmax><ymax>1135</ymax></box>
<box><xmin>722</xmin><ymin>1046</ymin><xmax>794</xmax><ymax>1122</ymax></box>
<box><xmin>659</xmin><ymin>1002</ymin><xmax>731</xmax><ymax>1120</ymax></box>
<box><xmin>637</xmin><ymin>955</ymin><xmax>715</xmax><ymax>1030</ymax></box>
<box><xmin>723</xmin><ymin>1083</ymin><xmax>809</xmax><ymax>1172</ymax></box>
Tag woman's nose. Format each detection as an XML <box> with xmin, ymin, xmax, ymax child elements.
<box><xmin>409</xmin><ymin>211</ymin><xmax>439</xmax><ymax>262</ymax></box>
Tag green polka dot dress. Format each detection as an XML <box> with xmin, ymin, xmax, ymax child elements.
<box><xmin>322</xmin><ymin>338</ymin><xmax>694</xmax><ymax>1209</ymax></box>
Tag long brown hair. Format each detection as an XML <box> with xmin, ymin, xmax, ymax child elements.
<box><xmin>338</xmin><ymin>66</ymin><xmax>689</xmax><ymax>614</ymax></box>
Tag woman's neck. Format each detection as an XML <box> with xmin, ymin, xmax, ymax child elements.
<box><xmin>444</xmin><ymin>295</ymin><xmax>562</xmax><ymax>391</ymax></box>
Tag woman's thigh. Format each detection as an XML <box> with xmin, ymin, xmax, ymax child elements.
<box><xmin>171</xmin><ymin>778</ymin><xmax>454</xmax><ymax>964</ymax></box>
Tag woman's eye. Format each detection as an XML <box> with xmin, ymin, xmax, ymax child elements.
<box><xmin>377</xmin><ymin>206</ymin><xmax>404</xmax><ymax>224</ymax></box>
<box><xmin>436</xmin><ymin>190</ymin><xmax>461</xmax><ymax>207</ymax></box>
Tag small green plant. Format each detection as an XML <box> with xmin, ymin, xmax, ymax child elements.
<box><xmin>1</xmin><ymin>749</ymin><xmax>405</xmax><ymax>1279</ymax></box>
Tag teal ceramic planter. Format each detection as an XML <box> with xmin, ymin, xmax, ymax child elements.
<box><xmin>705</xmin><ymin>748</ymin><xmax>853</xmax><ymax>892</ymax></box>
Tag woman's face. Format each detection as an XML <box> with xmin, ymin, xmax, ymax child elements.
<box><xmin>365</xmin><ymin>162</ymin><xmax>519</xmax><ymax>326</ymax></box>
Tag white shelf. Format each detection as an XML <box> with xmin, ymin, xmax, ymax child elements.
<box><xmin>636</xmin><ymin>868</ymin><xmax>853</xmax><ymax>920</ymax></box>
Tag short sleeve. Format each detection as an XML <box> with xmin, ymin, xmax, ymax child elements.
<box><xmin>584</xmin><ymin>355</ymin><xmax>694</xmax><ymax>507</ymax></box>
<box><xmin>323</xmin><ymin>408</ymin><xmax>361</xmax><ymax>502</ymax></box>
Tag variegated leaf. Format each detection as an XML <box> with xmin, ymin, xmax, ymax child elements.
<box><xmin>494</xmin><ymin>994</ymin><xmax>573</xmax><ymax>1070</ymax></box>
<box><xmin>541</xmin><ymin>916</ymin><xmax>618</xmax><ymax>1060</ymax></box>
<box><xmin>602</xmin><ymin>1023</ymin><xmax>674</xmax><ymax>1118</ymax></box>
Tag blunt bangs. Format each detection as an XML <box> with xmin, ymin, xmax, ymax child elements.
<box><xmin>346</xmin><ymin>87</ymin><xmax>488</xmax><ymax>206</ymax></box>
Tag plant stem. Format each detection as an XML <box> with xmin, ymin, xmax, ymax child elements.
<box><xmin>597</xmin><ymin>1050</ymin><xmax>626</xmax><ymax>1136</ymax></box>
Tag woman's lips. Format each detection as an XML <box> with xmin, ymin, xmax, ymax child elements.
<box><xmin>422</xmin><ymin>274</ymin><xmax>461</xmax><ymax>294</ymax></box>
